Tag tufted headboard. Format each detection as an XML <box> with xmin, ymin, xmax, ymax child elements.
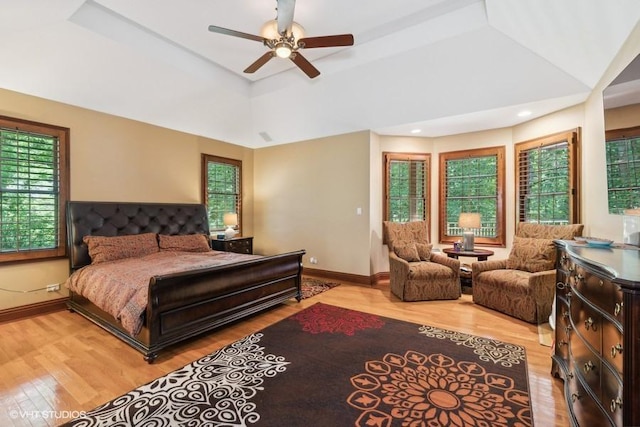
<box><xmin>66</xmin><ymin>201</ymin><xmax>210</xmax><ymax>271</ymax></box>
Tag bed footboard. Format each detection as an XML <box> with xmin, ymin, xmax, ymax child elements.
<box><xmin>145</xmin><ymin>250</ymin><xmax>305</xmax><ymax>362</ymax></box>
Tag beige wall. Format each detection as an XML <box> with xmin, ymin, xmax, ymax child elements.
<box><xmin>253</xmin><ymin>131</ymin><xmax>372</xmax><ymax>276</ymax></box>
<box><xmin>604</xmin><ymin>103</ymin><xmax>640</xmax><ymax>130</ymax></box>
<box><xmin>0</xmin><ymin>88</ymin><xmax>253</xmax><ymax>311</ymax></box>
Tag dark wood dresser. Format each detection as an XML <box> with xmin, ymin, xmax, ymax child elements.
<box><xmin>211</xmin><ymin>236</ymin><xmax>253</xmax><ymax>254</ymax></box>
<box><xmin>552</xmin><ymin>240</ymin><xmax>640</xmax><ymax>427</ymax></box>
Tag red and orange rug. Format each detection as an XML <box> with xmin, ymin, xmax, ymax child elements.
<box><xmin>64</xmin><ymin>303</ymin><xmax>532</xmax><ymax>426</ymax></box>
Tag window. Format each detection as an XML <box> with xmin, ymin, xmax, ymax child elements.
<box><xmin>201</xmin><ymin>154</ymin><xmax>242</xmax><ymax>232</ymax></box>
<box><xmin>605</xmin><ymin>126</ymin><xmax>640</xmax><ymax>214</ymax></box>
<box><xmin>515</xmin><ymin>129</ymin><xmax>580</xmax><ymax>224</ymax></box>
<box><xmin>439</xmin><ymin>146</ymin><xmax>505</xmax><ymax>246</ymax></box>
<box><xmin>383</xmin><ymin>152</ymin><xmax>430</xmax><ymax>224</ymax></box>
<box><xmin>0</xmin><ymin>116</ymin><xmax>69</xmax><ymax>263</ymax></box>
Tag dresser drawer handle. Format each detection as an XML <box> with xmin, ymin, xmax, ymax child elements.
<box><xmin>583</xmin><ymin>360</ymin><xmax>595</xmax><ymax>373</ymax></box>
<box><xmin>576</xmin><ymin>273</ymin><xmax>584</xmax><ymax>282</ymax></box>
<box><xmin>562</xmin><ymin>311</ymin><xmax>569</xmax><ymax>318</ymax></box>
<box><xmin>611</xmin><ymin>343</ymin><xmax>623</xmax><ymax>358</ymax></box>
<box><xmin>571</xmin><ymin>393</ymin><xmax>581</xmax><ymax>402</ymax></box>
<box><xmin>599</xmin><ymin>279</ymin><xmax>604</xmax><ymax>287</ymax></box>
<box><xmin>567</xmin><ymin>370</ymin><xmax>574</xmax><ymax>379</ymax></box>
<box><xmin>614</xmin><ymin>302</ymin><xmax>622</xmax><ymax>316</ymax></box>
<box><xmin>610</xmin><ymin>397</ymin><xmax>623</xmax><ymax>412</ymax></box>
<box><xmin>584</xmin><ymin>317</ymin><xmax>597</xmax><ymax>331</ymax></box>
<box><xmin>558</xmin><ymin>340</ymin><xmax>567</xmax><ymax>348</ymax></box>
<box><xmin>557</xmin><ymin>282</ymin><xmax>566</xmax><ymax>290</ymax></box>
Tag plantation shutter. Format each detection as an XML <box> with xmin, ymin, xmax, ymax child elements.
<box><xmin>515</xmin><ymin>130</ymin><xmax>579</xmax><ymax>224</ymax></box>
<box><xmin>438</xmin><ymin>146</ymin><xmax>505</xmax><ymax>246</ymax></box>
<box><xmin>202</xmin><ymin>154</ymin><xmax>242</xmax><ymax>232</ymax></box>
<box><xmin>444</xmin><ymin>155</ymin><xmax>498</xmax><ymax>238</ymax></box>
<box><xmin>384</xmin><ymin>153</ymin><xmax>429</xmax><ymax>223</ymax></box>
<box><xmin>0</xmin><ymin>116</ymin><xmax>69</xmax><ymax>262</ymax></box>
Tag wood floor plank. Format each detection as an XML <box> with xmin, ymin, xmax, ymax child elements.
<box><xmin>0</xmin><ymin>280</ymin><xmax>570</xmax><ymax>426</ymax></box>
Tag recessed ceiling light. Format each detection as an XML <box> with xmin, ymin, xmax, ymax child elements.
<box><xmin>410</xmin><ymin>129</ymin><xmax>422</xmax><ymax>134</ymax></box>
<box><xmin>517</xmin><ymin>110</ymin><xmax>532</xmax><ymax>117</ymax></box>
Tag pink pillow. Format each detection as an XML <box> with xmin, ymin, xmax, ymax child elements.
<box><xmin>158</xmin><ymin>234</ymin><xmax>211</xmax><ymax>252</ymax></box>
<box><xmin>83</xmin><ymin>233</ymin><xmax>159</xmax><ymax>264</ymax></box>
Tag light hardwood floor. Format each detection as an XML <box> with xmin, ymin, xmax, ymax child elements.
<box><xmin>0</xmin><ymin>280</ymin><xmax>570</xmax><ymax>427</ymax></box>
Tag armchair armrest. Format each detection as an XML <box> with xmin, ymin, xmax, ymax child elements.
<box><xmin>471</xmin><ymin>259</ymin><xmax>507</xmax><ymax>282</ymax></box>
<box><xmin>431</xmin><ymin>253</ymin><xmax>461</xmax><ymax>273</ymax></box>
<box><xmin>472</xmin><ymin>259</ymin><xmax>507</xmax><ymax>273</ymax></box>
<box><xmin>388</xmin><ymin>252</ymin><xmax>410</xmax><ymax>276</ymax></box>
<box><xmin>528</xmin><ymin>269</ymin><xmax>557</xmax><ymax>302</ymax></box>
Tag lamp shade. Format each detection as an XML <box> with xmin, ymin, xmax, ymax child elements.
<box><xmin>458</xmin><ymin>213</ymin><xmax>481</xmax><ymax>229</ymax></box>
<box><xmin>260</xmin><ymin>19</ymin><xmax>305</xmax><ymax>40</ymax></box>
<box><xmin>223</xmin><ymin>212</ymin><xmax>238</xmax><ymax>227</ymax></box>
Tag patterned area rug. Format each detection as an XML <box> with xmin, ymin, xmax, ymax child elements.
<box><xmin>300</xmin><ymin>277</ymin><xmax>340</xmax><ymax>299</ymax></box>
<box><xmin>63</xmin><ymin>303</ymin><xmax>532</xmax><ymax>426</ymax></box>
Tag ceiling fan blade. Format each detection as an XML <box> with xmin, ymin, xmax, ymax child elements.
<box><xmin>277</xmin><ymin>0</ymin><xmax>296</xmax><ymax>35</ymax></box>
<box><xmin>208</xmin><ymin>25</ymin><xmax>265</xmax><ymax>43</ymax></box>
<box><xmin>298</xmin><ymin>34</ymin><xmax>354</xmax><ymax>49</ymax></box>
<box><xmin>291</xmin><ymin>52</ymin><xmax>320</xmax><ymax>79</ymax></box>
<box><xmin>244</xmin><ymin>52</ymin><xmax>275</xmax><ymax>73</ymax></box>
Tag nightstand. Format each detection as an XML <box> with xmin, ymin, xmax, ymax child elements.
<box><xmin>211</xmin><ymin>236</ymin><xmax>253</xmax><ymax>254</ymax></box>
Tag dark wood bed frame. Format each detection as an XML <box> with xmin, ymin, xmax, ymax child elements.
<box><xmin>66</xmin><ymin>201</ymin><xmax>305</xmax><ymax>363</ymax></box>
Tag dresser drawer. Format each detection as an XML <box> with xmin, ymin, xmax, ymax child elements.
<box><xmin>601</xmin><ymin>364</ymin><xmax>623</xmax><ymax>427</ymax></box>
<box><xmin>566</xmin><ymin>366</ymin><xmax>615</xmax><ymax>427</ymax></box>
<box><xmin>573</xmin><ymin>265</ymin><xmax>623</xmax><ymax>319</ymax></box>
<box><xmin>569</xmin><ymin>335</ymin><xmax>602</xmax><ymax>398</ymax></box>
<box><xmin>555</xmin><ymin>298</ymin><xmax>571</xmax><ymax>360</ymax></box>
<box><xmin>569</xmin><ymin>287</ymin><xmax>602</xmax><ymax>353</ymax></box>
<box><xmin>602</xmin><ymin>319</ymin><xmax>623</xmax><ymax>375</ymax></box>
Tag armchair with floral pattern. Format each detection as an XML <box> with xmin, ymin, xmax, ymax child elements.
<box><xmin>472</xmin><ymin>222</ymin><xmax>583</xmax><ymax>324</ymax></box>
<box><xmin>383</xmin><ymin>220</ymin><xmax>461</xmax><ymax>301</ymax></box>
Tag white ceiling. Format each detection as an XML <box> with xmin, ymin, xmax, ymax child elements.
<box><xmin>1</xmin><ymin>0</ymin><xmax>640</xmax><ymax>148</ymax></box>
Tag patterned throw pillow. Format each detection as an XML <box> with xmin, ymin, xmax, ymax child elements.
<box><xmin>158</xmin><ymin>234</ymin><xmax>211</xmax><ymax>252</ymax></box>
<box><xmin>394</xmin><ymin>243</ymin><xmax>421</xmax><ymax>262</ymax></box>
<box><xmin>415</xmin><ymin>243</ymin><xmax>432</xmax><ymax>261</ymax></box>
<box><xmin>506</xmin><ymin>236</ymin><xmax>556</xmax><ymax>273</ymax></box>
<box><xmin>83</xmin><ymin>233</ymin><xmax>159</xmax><ymax>264</ymax></box>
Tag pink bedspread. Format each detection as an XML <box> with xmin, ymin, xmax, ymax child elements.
<box><xmin>64</xmin><ymin>251</ymin><xmax>260</xmax><ymax>336</ymax></box>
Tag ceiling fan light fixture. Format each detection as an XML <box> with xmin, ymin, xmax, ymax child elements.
<box><xmin>275</xmin><ymin>42</ymin><xmax>293</xmax><ymax>58</ymax></box>
<box><xmin>260</xmin><ymin>20</ymin><xmax>305</xmax><ymax>41</ymax></box>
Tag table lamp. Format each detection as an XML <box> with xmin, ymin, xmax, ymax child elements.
<box><xmin>223</xmin><ymin>212</ymin><xmax>238</xmax><ymax>239</ymax></box>
<box><xmin>458</xmin><ymin>212</ymin><xmax>481</xmax><ymax>251</ymax></box>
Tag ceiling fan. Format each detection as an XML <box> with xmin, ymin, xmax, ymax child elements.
<box><xmin>207</xmin><ymin>0</ymin><xmax>354</xmax><ymax>79</ymax></box>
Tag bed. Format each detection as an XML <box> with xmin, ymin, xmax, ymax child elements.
<box><xmin>65</xmin><ymin>201</ymin><xmax>305</xmax><ymax>363</ymax></box>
